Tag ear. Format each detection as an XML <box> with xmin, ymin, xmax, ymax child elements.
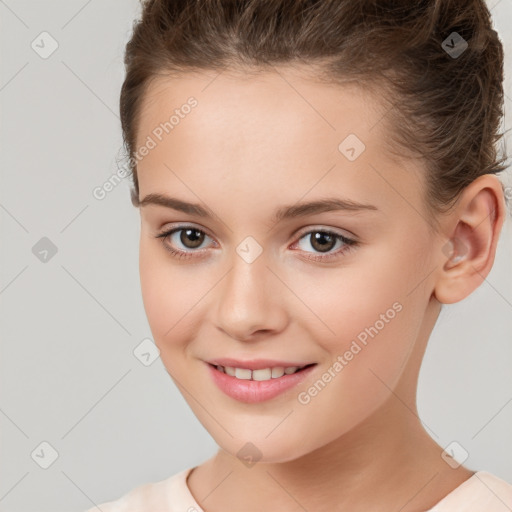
<box><xmin>433</xmin><ymin>174</ymin><xmax>507</xmax><ymax>305</ymax></box>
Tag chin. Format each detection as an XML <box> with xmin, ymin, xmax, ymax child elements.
<box><xmin>215</xmin><ymin>434</ymin><xmax>316</xmax><ymax>466</ymax></box>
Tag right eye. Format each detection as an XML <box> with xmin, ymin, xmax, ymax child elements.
<box><xmin>155</xmin><ymin>226</ymin><xmax>215</xmax><ymax>260</ymax></box>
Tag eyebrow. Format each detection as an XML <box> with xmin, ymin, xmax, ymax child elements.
<box><xmin>137</xmin><ymin>193</ymin><xmax>379</xmax><ymax>222</ymax></box>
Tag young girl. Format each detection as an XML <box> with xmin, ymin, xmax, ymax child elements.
<box><xmin>87</xmin><ymin>0</ymin><xmax>512</xmax><ymax>510</ymax></box>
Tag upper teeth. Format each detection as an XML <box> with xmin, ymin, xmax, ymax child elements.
<box><xmin>216</xmin><ymin>365</ymin><xmax>303</xmax><ymax>381</ymax></box>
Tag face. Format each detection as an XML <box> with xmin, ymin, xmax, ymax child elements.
<box><xmin>135</xmin><ymin>67</ymin><xmax>442</xmax><ymax>463</ymax></box>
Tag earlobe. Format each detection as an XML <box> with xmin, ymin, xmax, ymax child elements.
<box><xmin>432</xmin><ymin>174</ymin><xmax>506</xmax><ymax>305</ymax></box>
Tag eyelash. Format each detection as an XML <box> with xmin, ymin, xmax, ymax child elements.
<box><xmin>154</xmin><ymin>225</ymin><xmax>358</xmax><ymax>263</ymax></box>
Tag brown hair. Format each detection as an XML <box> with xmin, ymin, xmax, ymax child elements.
<box><xmin>120</xmin><ymin>0</ymin><xmax>509</xmax><ymax>234</ymax></box>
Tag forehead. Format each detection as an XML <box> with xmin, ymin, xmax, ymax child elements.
<box><xmin>135</xmin><ymin>67</ymin><xmax>426</xmax><ymax>221</ymax></box>
<box><xmin>137</xmin><ymin>66</ymin><xmax>388</xmax><ymax>148</ymax></box>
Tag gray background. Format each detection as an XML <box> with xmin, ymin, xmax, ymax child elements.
<box><xmin>1</xmin><ymin>1</ymin><xmax>511</xmax><ymax>511</ymax></box>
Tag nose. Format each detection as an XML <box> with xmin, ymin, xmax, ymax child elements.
<box><xmin>214</xmin><ymin>250</ymin><xmax>289</xmax><ymax>341</ymax></box>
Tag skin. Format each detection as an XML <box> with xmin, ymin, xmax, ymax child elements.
<box><xmin>134</xmin><ymin>66</ymin><xmax>506</xmax><ymax>512</ymax></box>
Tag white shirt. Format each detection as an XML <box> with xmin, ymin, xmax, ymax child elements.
<box><xmin>85</xmin><ymin>467</ymin><xmax>512</xmax><ymax>511</ymax></box>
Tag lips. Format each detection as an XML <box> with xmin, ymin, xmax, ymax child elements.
<box><xmin>206</xmin><ymin>361</ymin><xmax>317</xmax><ymax>403</ymax></box>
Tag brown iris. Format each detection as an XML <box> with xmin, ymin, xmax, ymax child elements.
<box><xmin>180</xmin><ymin>228</ymin><xmax>204</xmax><ymax>249</ymax></box>
<box><xmin>309</xmin><ymin>231</ymin><xmax>336</xmax><ymax>253</ymax></box>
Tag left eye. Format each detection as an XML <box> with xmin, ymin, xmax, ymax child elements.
<box><xmin>291</xmin><ymin>229</ymin><xmax>357</xmax><ymax>261</ymax></box>
<box><xmin>295</xmin><ymin>230</ymin><xmax>352</xmax><ymax>254</ymax></box>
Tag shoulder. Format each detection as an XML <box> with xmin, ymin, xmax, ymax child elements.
<box><xmin>83</xmin><ymin>468</ymin><xmax>191</xmax><ymax>512</ymax></box>
<box><xmin>473</xmin><ymin>471</ymin><xmax>512</xmax><ymax>503</ymax></box>
<box><xmin>429</xmin><ymin>470</ymin><xmax>512</xmax><ymax>511</ymax></box>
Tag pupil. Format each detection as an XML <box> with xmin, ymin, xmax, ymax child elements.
<box><xmin>311</xmin><ymin>232</ymin><xmax>335</xmax><ymax>253</ymax></box>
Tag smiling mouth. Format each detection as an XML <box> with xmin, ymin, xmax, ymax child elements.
<box><xmin>208</xmin><ymin>362</ymin><xmax>317</xmax><ymax>381</ymax></box>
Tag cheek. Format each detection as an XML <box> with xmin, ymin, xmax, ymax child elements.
<box><xmin>139</xmin><ymin>237</ymin><xmax>223</xmax><ymax>378</ymax></box>
<box><xmin>139</xmin><ymin>239</ymin><xmax>194</xmax><ymax>350</ymax></box>
<box><xmin>282</xmin><ymin>267</ymin><xmax>421</xmax><ymax>445</ymax></box>
<box><xmin>291</xmin><ymin>251</ymin><xmax>423</xmax><ymax>397</ymax></box>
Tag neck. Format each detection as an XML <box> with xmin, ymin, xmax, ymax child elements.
<box><xmin>188</xmin><ymin>397</ymin><xmax>474</xmax><ymax>512</ymax></box>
